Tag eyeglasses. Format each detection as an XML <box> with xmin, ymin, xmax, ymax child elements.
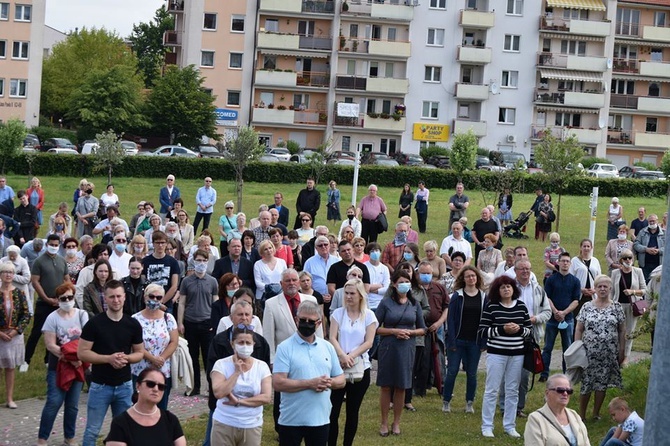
<box><xmin>205</xmin><ymin>180</ymin><xmax>212</xmax><ymax>183</ymax></box>
<box><xmin>302</xmin><ymin>219</ymin><xmax>311</xmax><ymax>222</ymax></box>
<box><xmin>59</xmin><ymin>295</ymin><xmax>75</xmax><ymax>302</ymax></box>
<box><xmin>316</xmin><ymin>244</ymin><xmax>329</xmax><ymax>247</ymax></box>
<box><xmin>154</xmin><ymin>241</ymin><xmax>166</xmax><ymax>245</ymax></box>
<box><xmin>621</xmin><ymin>256</ymin><xmax>632</xmax><ymax>260</ymax></box>
<box><xmin>226</xmin><ymin>207</ymin><xmax>233</xmax><ymax>210</ymax></box>
<box><xmin>298</xmin><ymin>318</ymin><xmax>320</xmax><ymax>324</ymax></box>
<box><xmin>115</xmin><ymin>239</ymin><xmax>127</xmax><ymax>243</ymax></box>
<box><xmin>147</xmin><ymin>294</ymin><xmax>163</xmax><ymax>300</ymax></box>
<box><xmin>142</xmin><ymin>380</ymin><xmax>166</xmax><ymax>391</ymax></box>
<box><xmin>0</xmin><ymin>271</ymin><xmax>14</xmax><ymax>275</ymax></box>
<box><xmin>235</xmin><ymin>323</ymin><xmax>255</xmax><ymax>331</ymax></box>
<box><xmin>548</xmin><ymin>387</ymin><xmax>574</xmax><ymax>395</ymax></box>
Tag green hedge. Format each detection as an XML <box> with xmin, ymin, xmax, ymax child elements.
<box><xmin>4</xmin><ymin>154</ymin><xmax>667</xmax><ymax>197</ymax></box>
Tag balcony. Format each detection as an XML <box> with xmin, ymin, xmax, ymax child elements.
<box><xmin>537</xmin><ymin>53</ymin><xmax>608</xmax><ymax>72</ymax></box>
<box><xmin>252</xmin><ymin>108</ymin><xmax>296</xmax><ymax>125</ymax></box>
<box><xmin>164</xmin><ymin>52</ymin><xmax>178</xmax><ymax>65</ymax></box>
<box><xmin>256</xmin><ymin>70</ymin><xmax>297</xmax><ymax>88</ymax></box>
<box><xmin>454</xmin><ymin>119</ymin><xmax>487</xmax><ymax>137</ymax></box>
<box><xmin>363</xmin><ymin>115</ymin><xmax>406</xmax><ymax>132</ymax></box>
<box><xmin>460</xmin><ymin>9</ymin><xmax>495</xmax><ymax>29</ymax></box>
<box><xmin>336</xmin><ymin>76</ymin><xmax>367</xmax><ymax>90</ymax></box>
<box><xmin>366</xmin><ymin>77</ymin><xmax>409</xmax><ymax>94</ymax></box>
<box><xmin>342</xmin><ymin>1</ymin><xmax>413</xmax><ymax>21</ymax></box>
<box><xmin>297</xmin><ymin>71</ymin><xmax>329</xmax><ymax>88</ymax></box>
<box><xmin>539</xmin><ymin>16</ymin><xmax>611</xmax><ymax>38</ymax></box>
<box><xmin>565</xmin><ymin>128</ymin><xmax>603</xmax><ymax>145</ymax></box>
<box><xmin>368</xmin><ymin>39</ymin><xmax>411</xmax><ymax>58</ymax></box>
<box><xmin>610</xmin><ymin>94</ymin><xmax>638</xmax><ymax>110</ymax></box>
<box><xmin>455</xmin><ymin>83</ymin><xmax>489</xmax><ymax>101</ymax></box>
<box><xmin>642</xmin><ymin>25</ymin><xmax>670</xmax><ymax>43</ymax></box>
<box><xmin>457</xmin><ymin>46</ymin><xmax>492</xmax><ymax>64</ymax></box>
<box><xmin>534</xmin><ymin>90</ymin><xmax>605</xmax><ymax>108</ymax></box>
<box><xmin>301</xmin><ymin>0</ymin><xmax>335</xmax><ymax>13</ymax></box>
<box><xmin>294</xmin><ymin>109</ymin><xmax>327</xmax><ymax>126</ymax></box>
<box><xmin>531</xmin><ymin>126</ymin><xmax>562</xmax><ymax>140</ymax></box>
<box><xmin>163</xmin><ymin>30</ymin><xmax>182</xmax><ymax>46</ymax></box>
<box><xmin>167</xmin><ymin>1</ymin><xmax>184</xmax><ymax>13</ymax></box>
<box><xmin>634</xmin><ymin>131</ymin><xmax>670</xmax><ymax>148</ymax></box>
<box><xmin>259</xmin><ymin>0</ymin><xmax>302</xmax><ymax>13</ymax></box>
<box><xmin>638</xmin><ymin>96</ymin><xmax>670</xmax><ymax>114</ymax></box>
<box><xmin>612</xmin><ymin>58</ymin><xmax>639</xmax><ymax>74</ymax></box>
<box><xmin>299</xmin><ymin>36</ymin><xmax>333</xmax><ymax>50</ymax></box>
<box><xmin>257</xmin><ymin>32</ymin><xmax>300</xmax><ymax>50</ymax></box>
<box><xmin>640</xmin><ymin>61</ymin><xmax>670</xmax><ymax>79</ymax></box>
<box><xmin>607</xmin><ymin>130</ymin><xmax>633</xmax><ymax>144</ymax></box>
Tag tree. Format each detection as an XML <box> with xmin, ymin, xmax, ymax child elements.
<box><xmin>66</xmin><ymin>66</ymin><xmax>148</xmax><ymax>139</ymax></box>
<box><xmin>0</xmin><ymin>119</ymin><xmax>27</xmax><ymax>173</ymax></box>
<box><xmin>41</xmin><ymin>28</ymin><xmax>139</xmax><ymax>120</ymax></box>
<box><xmin>534</xmin><ymin>132</ymin><xmax>585</xmax><ymax>231</ymax></box>
<box><xmin>146</xmin><ymin>65</ymin><xmax>219</xmax><ymax>148</ymax></box>
<box><xmin>128</xmin><ymin>6</ymin><xmax>174</xmax><ymax>88</ymax></box>
<box><xmin>449</xmin><ymin>130</ymin><xmax>478</xmax><ymax>180</ymax></box>
<box><xmin>93</xmin><ymin>130</ymin><xmax>126</xmax><ymax>185</ymax></box>
<box><xmin>227</xmin><ymin>126</ymin><xmax>266</xmax><ymax>210</ymax></box>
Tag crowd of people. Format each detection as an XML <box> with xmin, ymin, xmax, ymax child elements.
<box><xmin>0</xmin><ymin>174</ymin><xmax>656</xmax><ymax>445</ymax></box>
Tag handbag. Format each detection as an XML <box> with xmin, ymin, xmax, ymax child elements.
<box><xmin>375</xmin><ymin>212</ymin><xmax>388</xmax><ymax>233</ymax></box>
<box><xmin>343</xmin><ymin>357</ymin><xmax>365</xmax><ymax>383</ymax></box>
<box><xmin>523</xmin><ymin>337</ymin><xmax>544</xmax><ymax>374</ymax></box>
<box><xmin>535</xmin><ymin>215</ymin><xmax>545</xmax><ymax>224</ymax></box>
<box><xmin>632</xmin><ymin>298</ymin><xmax>649</xmax><ymax>317</ymax></box>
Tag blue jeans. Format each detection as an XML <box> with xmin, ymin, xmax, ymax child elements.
<box><xmin>132</xmin><ymin>374</ymin><xmax>172</xmax><ymax>410</ymax></box>
<box><xmin>600</xmin><ymin>427</ymin><xmax>627</xmax><ymax>446</ymax></box>
<box><xmin>203</xmin><ymin>409</ymin><xmax>214</xmax><ymax>446</ymax></box>
<box><xmin>38</xmin><ymin>370</ymin><xmax>83</xmax><ymax>441</ymax></box>
<box><xmin>541</xmin><ymin>318</ymin><xmax>574</xmax><ymax>378</ymax></box>
<box><xmin>442</xmin><ymin>339</ymin><xmax>482</xmax><ymax>403</ymax></box>
<box><xmin>82</xmin><ymin>380</ymin><xmax>133</xmax><ymax>446</ymax></box>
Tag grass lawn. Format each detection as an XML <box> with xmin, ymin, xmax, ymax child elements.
<box><xmin>2</xmin><ymin>173</ymin><xmax>660</xmax><ymax>444</ymax></box>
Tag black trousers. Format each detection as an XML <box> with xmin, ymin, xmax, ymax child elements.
<box><xmin>416</xmin><ymin>211</ymin><xmax>428</xmax><ymax>233</ymax></box>
<box><xmin>183</xmin><ymin>320</ymin><xmax>214</xmax><ymax>392</ymax></box>
<box><xmin>405</xmin><ymin>345</ymin><xmax>426</xmax><ymax>403</ymax></box>
<box><xmin>192</xmin><ymin>212</ymin><xmax>212</xmax><ymax>234</ymax></box>
<box><xmin>280</xmin><ymin>424</ymin><xmax>329</xmax><ymax>446</ymax></box>
<box><xmin>361</xmin><ymin>218</ymin><xmax>379</xmax><ymax>244</ymax></box>
<box><xmin>25</xmin><ymin>302</ymin><xmax>57</xmax><ymax>364</ymax></box>
<box><xmin>329</xmin><ymin>368</ymin><xmax>370</xmax><ymax>446</ymax></box>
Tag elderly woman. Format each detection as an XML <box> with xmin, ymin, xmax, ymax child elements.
<box><xmin>75</xmin><ymin>182</ymin><xmax>98</xmax><ymax>238</ymax></box>
<box><xmin>298</xmin><ymin>270</ymin><xmax>323</xmax><ymax>305</ymax></box>
<box><xmin>1</xmin><ymin>246</ymin><xmax>31</xmax><ymax>311</ymax></box>
<box><xmin>328</xmin><ymin>266</ymin><xmax>365</xmax><ymax>315</ymax></box>
<box><xmin>442</xmin><ymin>251</ymin><xmax>466</xmax><ymax>295</ymax></box>
<box><xmin>227</xmin><ymin>212</ymin><xmax>246</xmax><ymax>242</ymax></box>
<box><xmin>129</xmin><ymin>235</ymin><xmax>148</xmax><ymax>261</ymax></box>
<box><xmin>253</xmin><ymin>240</ymin><xmax>287</xmax><ymax>301</ymax></box>
<box><xmin>605</xmin><ymin>224</ymin><xmax>634</xmax><ymax>274</ymax></box>
<box><xmin>569</xmin><ymin>239</ymin><xmax>602</xmax><ymax>323</ymax></box>
<box><xmin>176</xmin><ymin>209</ymin><xmax>195</xmax><ymax>255</ymax></box>
<box><xmin>352</xmin><ymin>237</ymin><xmax>369</xmax><ymax>264</ymax></box>
<box><xmin>477</xmin><ymin>234</ymin><xmax>502</xmax><ymax>288</ymax></box>
<box><xmin>607</xmin><ymin>197</ymin><xmax>624</xmax><ymax>241</ymax></box>
<box><xmin>131</xmin><ymin>284</ymin><xmax>179</xmax><ymax>410</ymax></box>
<box><xmin>523</xmin><ymin>374</ymin><xmax>590</xmax><ymax>445</ymax></box>
<box><xmin>218</xmin><ymin>201</ymin><xmax>237</xmax><ymax>255</ymax></box>
<box><xmin>479</xmin><ymin>275</ymin><xmax>531</xmax><ymax>439</ymax></box>
<box><xmin>611</xmin><ymin>249</ymin><xmax>646</xmax><ymax>360</ymax></box>
<box><xmin>0</xmin><ymin>262</ymin><xmax>30</xmax><ymax>409</ymax></box>
<box><xmin>575</xmin><ymin>275</ymin><xmax>625</xmax><ymax>421</ymax></box>
<box><xmin>422</xmin><ymin>240</ymin><xmax>446</xmax><ymax>280</ymax></box>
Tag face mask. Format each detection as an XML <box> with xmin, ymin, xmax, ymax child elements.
<box><xmin>403</xmin><ymin>252</ymin><xmax>414</xmax><ymax>261</ymax></box>
<box><xmin>194</xmin><ymin>263</ymin><xmax>208</xmax><ymax>274</ymax></box>
<box><xmin>394</xmin><ymin>232</ymin><xmax>407</xmax><ymax>246</ymax></box>
<box><xmin>235</xmin><ymin>344</ymin><xmax>254</xmax><ymax>359</ymax></box>
<box><xmin>227</xmin><ymin>289</ymin><xmax>237</xmax><ymax>298</ymax></box>
<box><xmin>550</xmin><ymin>242</ymin><xmax>559</xmax><ymax>249</ymax></box>
<box><xmin>115</xmin><ymin>244</ymin><xmax>126</xmax><ymax>252</ymax></box>
<box><xmin>557</xmin><ymin>321</ymin><xmax>569</xmax><ymax>330</ymax></box>
<box><xmin>134</xmin><ymin>246</ymin><xmax>143</xmax><ymax>253</ymax></box>
<box><xmin>348</xmin><ymin>215</ymin><xmax>354</xmax><ymax>222</ymax></box>
<box><xmin>397</xmin><ymin>282</ymin><xmax>412</xmax><ymax>294</ymax></box>
<box><xmin>66</xmin><ymin>248</ymin><xmax>77</xmax><ymax>257</ymax></box>
<box><xmin>85</xmin><ymin>189</ymin><xmax>93</xmax><ymax>195</ymax></box>
<box><xmin>297</xmin><ymin>319</ymin><xmax>317</xmax><ymax>337</ymax></box>
<box><xmin>47</xmin><ymin>246</ymin><xmax>59</xmax><ymax>255</ymax></box>
<box><xmin>59</xmin><ymin>301</ymin><xmax>75</xmax><ymax>312</ymax></box>
<box><xmin>369</xmin><ymin>250</ymin><xmax>381</xmax><ymax>262</ymax></box>
<box><xmin>649</xmin><ymin>224</ymin><xmax>658</xmax><ymax>231</ymax></box>
<box><xmin>622</xmin><ymin>261</ymin><xmax>632</xmax><ymax>268</ymax></box>
<box><xmin>618</xmin><ymin>234</ymin><xmax>627</xmax><ymax>240</ymax></box>
<box><xmin>56</xmin><ymin>224</ymin><xmax>64</xmax><ymax>231</ymax></box>
<box><xmin>419</xmin><ymin>273</ymin><xmax>432</xmax><ymax>284</ymax></box>
<box><xmin>167</xmin><ymin>232</ymin><xmax>177</xmax><ymax>239</ymax></box>
<box><xmin>146</xmin><ymin>299</ymin><xmax>162</xmax><ymax>310</ymax></box>
<box><xmin>485</xmin><ymin>245</ymin><xmax>493</xmax><ymax>251</ymax></box>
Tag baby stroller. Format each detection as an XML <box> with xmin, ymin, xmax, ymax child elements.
<box><xmin>504</xmin><ymin>210</ymin><xmax>532</xmax><ymax>239</ymax></box>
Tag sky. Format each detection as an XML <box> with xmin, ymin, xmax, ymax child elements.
<box><xmin>45</xmin><ymin>0</ymin><xmax>165</xmax><ymax>37</ymax></box>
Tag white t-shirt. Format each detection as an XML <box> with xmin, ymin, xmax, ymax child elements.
<box><xmin>211</xmin><ymin>356</ymin><xmax>271</xmax><ymax>428</ymax></box>
<box><xmin>331</xmin><ymin>307</ymin><xmax>378</xmax><ymax>369</ymax></box>
<box><xmin>439</xmin><ymin>235</ymin><xmax>472</xmax><ymax>261</ymax></box>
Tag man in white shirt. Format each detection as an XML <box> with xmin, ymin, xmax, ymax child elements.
<box><xmin>440</xmin><ymin>221</ymin><xmax>472</xmax><ymax>268</ymax></box>
<box><xmin>504</xmin><ymin>246</ymin><xmax>539</xmax><ymax>284</ymax></box>
<box><xmin>363</xmin><ymin>241</ymin><xmax>390</xmax><ymax>310</ymax></box>
<box><xmin>108</xmin><ymin>233</ymin><xmax>132</xmax><ymax>278</ymax></box>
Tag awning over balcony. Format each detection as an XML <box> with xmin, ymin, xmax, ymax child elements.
<box><xmin>259</xmin><ymin>49</ymin><xmax>329</xmax><ymax>58</ymax></box>
<box><xmin>539</xmin><ymin>69</ymin><xmax>603</xmax><ymax>82</ymax></box>
<box><xmin>615</xmin><ymin>37</ymin><xmax>670</xmax><ymax>48</ymax></box>
<box><xmin>536</xmin><ymin>105</ymin><xmax>600</xmax><ymax>114</ymax></box>
<box><xmin>612</xmin><ymin>73</ymin><xmax>670</xmax><ymax>83</ymax></box>
<box><xmin>546</xmin><ymin>0</ymin><xmax>605</xmax><ymax>11</ymax></box>
<box><xmin>542</xmin><ymin>32</ymin><xmax>605</xmax><ymax>42</ymax></box>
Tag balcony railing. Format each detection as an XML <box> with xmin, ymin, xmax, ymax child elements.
<box><xmin>607</xmin><ymin>130</ymin><xmax>633</xmax><ymax>144</ymax></box>
<box><xmin>336</xmin><ymin>76</ymin><xmax>367</xmax><ymax>90</ymax></box>
<box><xmin>298</xmin><ymin>36</ymin><xmax>333</xmax><ymax>50</ymax></box>
<box><xmin>164</xmin><ymin>52</ymin><xmax>178</xmax><ymax>65</ymax></box>
<box><xmin>167</xmin><ymin>1</ymin><xmax>184</xmax><ymax>12</ymax></box>
<box><xmin>539</xmin><ymin>16</ymin><xmax>610</xmax><ymax>31</ymax></box>
<box><xmin>610</xmin><ymin>94</ymin><xmax>639</xmax><ymax>109</ymax></box>
<box><xmin>534</xmin><ymin>89</ymin><xmax>604</xmax><ymax>104</ymax></box>
<box><xmin>163</xmin><ymin>30</ymin><xmax>182</xmax><ymax>46</ymax></box>
<box><xmin>301</xmin><ymin>0</ymin><xmax>334</xmax><ymax>13</ymax></box>
<box><xmin>612</xmin><ymin>58</ymin><xmax>639</xmax><ymax>73</ymax></box>
<box><xmin>297</xmin><ymin>71</ymin><xmax>329</xmax><ymax>87</ymax></box>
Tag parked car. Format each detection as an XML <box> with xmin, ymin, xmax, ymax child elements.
<box><xmin>121</xmin><ymin>140</ymin><xmax>139</xmax><ymax>156</ymax></box>
<box><xmin>46</xmin><ymin>148</ymin><xmax>79</xmax><ymax>155</ymax></box>
<box><xmin>259</xmin><ymin>154</ymin><xmax>281</xmax><ymax>163</ymax></box>
<box><xmin>42</xmin><ymin>138</ymin><xmax>77</xmax><ymax>152</ymax></box>
<box><xmin>266</xmin><ymin>147</ymin><xmax>291</xmax><ymax>161</ymax></box>
<box><xmin>24</xmin><ymin>134</ymin><xmax>41</xmax><ymax>151</ymax></box>
<box><xmin>426</xmin><ymin>155</ymin><xmax>451</xmax><ymax>169</ymax></box>
<box><xmin>149</xmin><ymin>145</ymin><xmax>199</xmax><ymax>158</ymax></box>
<box><xmin>81</xmin><ymin>143</ymin><xmax>98</xmax><ymax>155</ymax></box>
<box><xmin>327</xmin><ymin>150</ymin><xmax>356</xmax><ymax>162</ymax></box>
<box><xmin>193</xmin><ymin>144</ymin><xmax>223</xmax><ymax>158</ymax></box>
<box><xmin>587</xmin><ymin>163</ymin><xmax>619</xmax><ymax>178</ymax></box>
<box><xmin>368</xmin><ymin>154</ymin><xmax>399</xmax><ymax>167</ymax></box>
<box><xmin>476</xmin><ymin>155</ymin><xmax>491</xmax><ymax>169</ymax></box>
<box><xmin>618</xmin><ymin>165</ymin><xmax>647</xmax><ymax>178</ymax></box>
<box><xmin>395</xmin><ymin>153</ymin><xmax>425</xmax><ymax>166</ymax></box>
<box><xmin>327</xmin><ymin>157</ymin><xmax>355</xmax><ymax>166</ymax></box>
<box><xmin>632</xmin><ymin>170</ymin><xmax>666</xmax><ymax>180</ymax></box>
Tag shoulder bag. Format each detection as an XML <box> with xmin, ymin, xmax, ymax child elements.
<box><xmin>335</xmin><ymin>310</ymin><xmax>365</xmax><ymax>383</ymax></box>
<box><xmin>632</xmin><ymin>298</ymin><xmax>648</xmax><ymax>317</ymax></box>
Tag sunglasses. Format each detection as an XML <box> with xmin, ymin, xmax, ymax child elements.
<box><xmin>548</xmin><ymin>387</ymin><xmax>574</xmax><ymax>395</ymax></box>
<box><xmin>115</xmin><ymin>239</ymin><xmax>127</xmax><ymax>243</ymax></box>
<box><xmin>147</xmin><ymin>294</ymin><xmax>163</xmax><ymax>300</ymax></box>
<box><xmin>316</xmin><ymin>244</ymin><xmax>329</xmax><ymax>247</ymax></box>
<box><xmin>226</xmin><ymin>207</ymin><xmax>233</xmax><ymax>210</ymax></box>
<box><xmin>59</xmin><ymin>295</ymin><xmax>75</xmax><ymax>302</ymax></box>
<box><xmin>302</xmin><ymin>219</ymin><xmax>311</xmax><ymax>222</ymax></box>
<box><xmin>142</xmin><ymin>380</ymin><xmax>166</xmax><ymax>391</ymax></box>
<box><xmin>621</xmin><ymin>256</ymin><xmax>632</xmax><ymax>260</ymax></box>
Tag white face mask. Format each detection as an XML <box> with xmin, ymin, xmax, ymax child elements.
<box><xmin>649</xmin><ymin>224</ymin><xmax>658</xmax><ymax>231</ymax></box>
<box><xmin>194</xmin><ymin>262</ymin><xmax>208</xmax><ymax>274</ymax></box>
<box><xmin>66</xmin><ymin>248</ymin><xmax>77</xmax><ymax>257</ymax></box>
<box><xmin>235</xmin><ymin>344</ymin><xmax>254</xmax><ymax>358</ymax></box>
<box><xmin>59</xmin><ymin>301</ymin><xmax>75</xmax><ymax>312</ymax></box>
<box><xmin>618</xmin><ymin>234</ymin><xmax>627</xmax><ymax>240</ymax></box>
<box><xmin>47</xmin><ymin>245</ymin><xmax>59</xmax><ymax>255</ymax></box>
<box><xmin>622</xmin><ymin>261</ymin><xmax>633</xmax><ymax>268</ymax></box>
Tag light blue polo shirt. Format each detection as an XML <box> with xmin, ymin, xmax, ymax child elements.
<box><xmin>303</xmin><ymin>254</ymin><xmax>338</xmax><ymax>295</ymax></box>
<box><xmin>274</xmin><ymin>332</ymin><xmax>343</xmax><ymax>427</ymax></box>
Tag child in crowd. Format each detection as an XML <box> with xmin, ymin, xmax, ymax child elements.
<box><xmin>600</xmin><ymin>397</ymin><xmax>644</xmax><ymax>446</ymax></box>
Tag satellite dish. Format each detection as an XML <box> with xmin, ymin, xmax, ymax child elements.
<box><xmin>607</xmin><ymin>58</ymin><xmax>613</xmax><ymax>69</ymax></box>
<box><xmin>598</xmin><ymin>117</ymin><xmax>606</xmax><ymax>129</ymax></box>
<box><xmin>490</xmin><ymin>83</ymin><xmax>500</xmax><ymax>95</ymax></box>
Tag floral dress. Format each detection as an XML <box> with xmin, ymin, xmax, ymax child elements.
<box><xmin>131</xmin><ymin>312</ymin><xmax>177</xmax><ymax>378</ymax></box>
<box><xmin>577</xmin><ymin>301</ymin><xmax>624</xmax><ymax>394</ymax></box>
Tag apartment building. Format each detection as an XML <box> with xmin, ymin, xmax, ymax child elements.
<box><xmin>0</xmin><ymin>0</ymin><xmax>46</xmax><ymax>127</ymax></box>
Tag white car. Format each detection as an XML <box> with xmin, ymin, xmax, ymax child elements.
<box><xmin>587</xmin><ymin>163</ymin><xmax>619</xmax><ymax>179</ymax></box>
<box><xmin>47</xmin><ymin>148</ymin><xmax>79</xmax><ymax>155</ymax></box>
<box><xmin>121</xmin><ymin>140</ymin><xmax>139</xmax><ymax>156</ymax></box>
<box><xmin>266</xmin><ymin>147</ymin><xmax>291</xmax><ymax>161</ymax></box>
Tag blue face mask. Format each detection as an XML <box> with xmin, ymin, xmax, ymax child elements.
<box><xmin>227</xmin><ymin>289</ymin><xmax>237</xmax><ymax>298</ymax></box>
<box><xmin>397</xmin><ymin>282</ymin><xmax>411</xmax><ymax>294</ymax></box>
<box><xmin>369</xmin><ymin>251</ymin><xmax>381</xmax><ymax>262</ymax></box>
<box><xmin>419</xmin><ymin>273</ymin><xmax>432</xmax><ymax>284</ymax></box>
<box><xmin>403</xmin><ymin>252</ymin><xmax>414</xmax><ymax>261</ymax></box>
<box><xmin>115</xmin><ymin>244</ymin><xmax>126</xmax><ymax>253</ymax></box>
<box><xmin>146</xmin><ymin>299</ymin><xmax>162</xmax><ymax>311</ymax></box>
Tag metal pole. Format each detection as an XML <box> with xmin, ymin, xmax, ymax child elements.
<box><xmin>588</xmin><ymin>186</ymin><xmax>598</xmax><ymax>243</ymax></box>
<box><xmin>351</xmin><ymin>145</ymin><xmax>360</xmax><ymax>206</ymax></box>
<box><xmin>644</xmin><ymin>204</ymin><xmax>670</xmax><ymax>444</ymax></box>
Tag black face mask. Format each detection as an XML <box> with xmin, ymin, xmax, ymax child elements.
<box><xmin>297</xmin><ymin>319</ymin><xmax>317</xmax><ymax>337</ymax></box>
<box><xmin>347</xmin><ymin>215</ymin><xmax>354</xmax><ymax>221</ymax></box>
<box><xmin>86</xmin><ymin>189</ymin><xmax>93</xmax><ymax>195</ymax></box>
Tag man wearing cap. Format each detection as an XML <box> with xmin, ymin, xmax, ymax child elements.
<box><xmin>159</xmin><ymin>174</ymin><xmax>181</xmax><ymax>218</ymax></box>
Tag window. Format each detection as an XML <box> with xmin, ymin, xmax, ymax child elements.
<box><xmin>616</xmin><ymin>8</ymin><xmax>640</xmax><ymax>36</ymax></box>
<box><xmin>655</xmin><ymin>12</ymin><xmax>666</xmax><ymax>27</ymax></box>
<box><xmin>558</xmin><ymin>80</ymin><xmax>584</xmax><ymax>91</ymax></box>
<box><xmin>427</xmin><ymin>28</ymin><xmax>445</xmax><ymax>46</ymax></box>
<box><xmin>651</xmin><ymin>48</ymin><xmax>663</xmax><ymax>62</ymax></box>
<box><xmin>227</xmin><ymin>91</ymin><xmax>240</xmax><ymax>106</ymax></box>
<box><xmin>458</xmin><ymin>103</ymin><xmax>470</xmax><ymax>118</ymax></box>
<box><xmin>503</xmin><ymin>35</ymin><xmax>520</xmax><ymax>52</ymax></box>
<box><xmin>461</xmin><ymin>66</ymin><xmax>472</xmax><ymax>83</ymax></box>
<box><xmin>560</xmin><ymin>40</ymin><xmax>586</xmax><ymax>56</ymax></box>
<box><xmin>542</xmin><ymin>38</ymin><xmax>551</xmax><ymax>53</ymax></box>
<box><xmin>498</xmin><ymin>108</ymin><xmax>516</xmax><ymax>124</ymax></box>
<box><xmin>608</xmin><ymin>114</ymin><xmax>632</xmax><ymax>130</ymax></box>
<box><xmin>0</xmin><ymin>3</ymin><xmax>7</xmax><ymax>20</ymax></box>
<box><xmin>382</xmin><ymin>100</ymin><xmax>391</xmax><ymax>114</ymax></box>
<box><xmin>611</xmin><ymin>80</ymin><xmax>634</xmax><ymax>95</ymax></box>
<box><xmin>646</xmin><ymin>117</ymin><xmax>657</xmax><ymax>132</ymax></box>
<box><xmin>231</xmin><ymin>15</ymin><xmax>244</xmax><ymax>32</ymax></box>
<box><xmin>649</xmin><ymin>83</ymin><xmax>660</xmax><ymax>97</ymax></box>
<box><xmin>563</xmin><ymin>9</ymin><xmax>588</xmax><ymax>20</ymax></box>
<box><xmin>369</xmin><ymin>62</ymin><xmax>378</xmax><ymax>77</ymax></box>
<box><xmin>507</xmin><ymin>0</ymin><xmax>523</xmax><ymax>15</ymax></box>
<box><xmin>0</xmin><ymin>79</ymin><xmax>3</xmax><ymax>96</ymax></box>
<box><xmin>0</xmin><ymin>40</ymin><xmax>5</xmax><ymax>58</ymax></box>
<box><xmin>12</xmin><ymin>41</ymin><xmax>28</xmax><ymax>59</ymax></box>
<box><xmin>381</xmin><ymin>138</ymin><xmax>397</xmax><ymax>154</ymax></box>
<box><xmin>298</xmin><ymin>20</ymin><xmax>315</xmax><ymax>37</ymax></box>
<box><xmin>229</xmin><ymin>52</ymin><xmax>242</xmax><ymax>68</ymax></box>
<box><xmin>366</xmin><ymin>99</ymin><xmax>376</xmax><ymax>114</ymax></box>
<box><xmin>260</xmin><ymin>92</ymin><xmax>274</xmax><ymax>105</ymax></box>
<box><xmin>422</xmin><ymin>101</ymin><xmax>439</xmax><ymax>119</ymax></box>
<box><xmin>263</xmin><ymin>55</ymin><xmax>276</xmax><ymax>70</ymax></box>
<box><xmin>265</xmin><ymin>19</ymin><xmax>278</xmax><ymax>32</ymax></box>
<box><xmin>501</xmin><ymin>70</ymin><xmax>518</xmax><ymax>88</ymax></box>
<box><xmin>14</xmin><ymin>4</ymin><xmax>30</xmax><ymax>21</ymax></box>
<box><xmin>466</xmin><ymin>0</ymin><xmax>477</xmax><ymax>9</ymax></box>
<box><xmin>385</xmin><ymin>62</ymin><xmax>394</xmax><ymax>78</ymax></box>
<box><xmin>293</xmin><ymin>94</ymin><xmax>309</xmax><ymax>109</ymax></box>
<box><xmin>387</xmin><ymin>28</ymin><xmax>396</xmax><ymax>42</ymax></box>
<box><xmin>342</xmin><ymin>136</ymin><xmax>351</xmax><ymax>151</ymax></box>
<box><xmin>346</xmin><ymin>60</ymin><xmax>355</xmax><ymax>75</ymax></box>
<box><xmin>9</xmin><ymin>79</ymin><xmax>27</xmax><ymax>98</ymax></box>
<box><xmin>420</xmin><ymin>141</ymin><xmax>437</xmax><ymax>150</ymax></box>
<box><xmin>201</xmin><ymin>51</ymin><xmax>214</xmax><ymax>67</ymax></box>
<box><xmin>349</xmin><ymin>24</ymin><xmax>358</xmax><ymax>38</ymax></box>
<box><xmin>203</xmin><ymin>13</ymin><xmax>217</xmax><ymax>30</ymax></box>
<box><xmin>555</xmin><ymin>112</ymin><xmax>580</xmax><ymax>127</ymax></box>
<box><xmin>430</xmin><ymin>0</ymin><xmax>446</xmax><ymax>8</ymax></box>
<box><xmin>425</xmin><ymin>66</ymin><xmax>441</xmax><ymax>82</ymax></box>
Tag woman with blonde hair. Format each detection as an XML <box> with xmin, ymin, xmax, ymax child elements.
<box><xmin>26</xmin><ymin>176</ymin><xmax>45</xmax><ymax>226</ymax></box>
<box><xmin>176</xmin><ymin>210</ymin><xmax>195</xmax><ymax>255</ymax></box>
<box><xmin>422</xmin><ymin>240</ymin><xmax>446</xmax><ymax>280</ymax></box>
<box><xmin>129</xmin><ymin>235</ymin><xmax>148</xmax><ymax>260</ymax></box>
<box><xmin>610</xmin><ymin>249</ymin><xmax>645</xmax><ymax>361</ymax></box>
<box><xmin>253</xmin><ymin>240</ymin><xmax>287</xmax><ymax>301</ymax></box>
<box><xmin>477</xmin><ymin>234</ymin><xmax>502</xmax><ymax>288</ymax></box>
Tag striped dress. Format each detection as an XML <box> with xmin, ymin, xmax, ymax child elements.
<box><xmin>478</xmin><ymin>300</ymin><xmax>531</xmax><ymax>356</ymax></box>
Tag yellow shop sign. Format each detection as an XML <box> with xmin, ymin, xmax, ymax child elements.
<box><xmin>412</xmin><ymin>123</ymin><xmax>449</xmax><ymax>142</ymax></box>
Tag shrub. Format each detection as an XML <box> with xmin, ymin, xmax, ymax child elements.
<box><xmin>285</xmin><ymin>140</ymin><xmax>301</xmax><ymax>155</ymax></box>
<box><xmin>633</xmin><ymin>161</ymin><xmax>657</xmax><ymax>171</ymax></box>
<box><xmin>581</xmin><ymin>156</ymin><xmax>612</xmax><ymax>169</ymax></box>
<box><xmin>30</xmin><ymin>126</ymin><xmax>79</xmax><ymax>145</ymax></box>
<box><xmin>419</xmin><ymin>146</ymin><xmax>450</xmax><ymax>160</ymax></box>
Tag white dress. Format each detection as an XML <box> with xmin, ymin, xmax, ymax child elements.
<box><xmin>253</xmin><ymin>258</ymin><xmax>287</xmax><ymax>300</ymax></box>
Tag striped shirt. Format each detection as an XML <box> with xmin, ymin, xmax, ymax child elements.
<box><xmin>478</xmin><ymin>300</ymin><xmax>531</xmax><ymax>356</ymax></box>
